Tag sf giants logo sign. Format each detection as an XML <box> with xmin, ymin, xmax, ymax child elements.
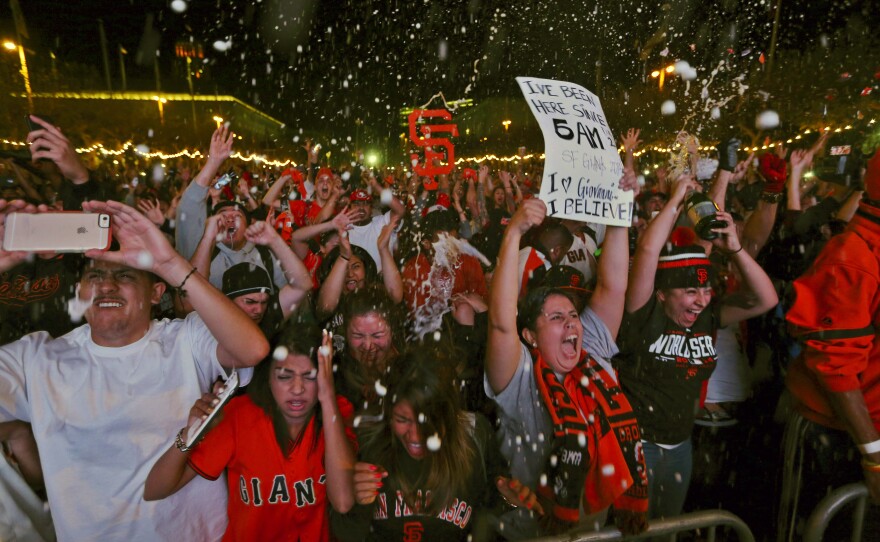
<box><xmin>696</xmin><ymin>268</ymin><xmax>708</xmax><ymax>285</ymax></box>
<box><xmin>408</xmin><ymin>109</ymin><xmax>458</xmax><ymax>190</ymax></box>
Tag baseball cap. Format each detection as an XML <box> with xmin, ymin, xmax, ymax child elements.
<box><xmin>222</xmin><ymin>262</ymin><xmax>274</xmax><ymax>298</ymax></box>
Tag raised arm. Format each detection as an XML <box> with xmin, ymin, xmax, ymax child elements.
<box><xmin>176</xmin><ymin>127</ymin><xmax>235</xmax><ymax>259</ymax></box>
<box><xmin>316</xmin><ymin>331</ymin><xmax>356</xmax><ymax>513</ymax></box>
<box><xmin>499</xmin><ymin>171</ymin><xmax>517</xmax><ymax>215</ymax></box>
<box><xmin>245</xmin><ymin>221</ymin><xmax>313</xmax><ymax>318</ymax></box>
<box><xmin>712</xmin><ymin>212</ymin><xmax>778</xmax><ymax>327</ymax></box>
<box><xmin>619</xmin><ymin>128</ymin><xmax>642</xmax><ymax>172</ymax></box>
<box><xmin>369</xmin><ymin>175</ymin><xmax>405</xmax><ymax>219</ymax></box>
<box><xmin>708</xmin><ymin>138</ymin><xmax>743</xmax><ymax>211</ymax></box>
<box><xmin>588</xmin><ymin>167</ymin><xmax>638</xmax><ymax>340</ymax></box>
<box><xmin>377</xmin><ymin>217</ymin><xmax>403</xmax><ymax>303</ymax></box>
<box><xmin>625</xmin><ymin>176</ymin><xmax>699</xmax><ymax>313</ymax></box>
<box><xmin>192</xmin><ymin>126</ymin><xmax>234</xmax><ymax>189</ymax></box>
<box><xmin>261</xmin><ymin>173</ymin><xmax>292</xmax><ymax>209</ymax></box>
<box><xmin>291</xmin><ymin>207</ymin><xmax>356</xmax><ymax>259</ymax></box>
<box><xmin>486</xmin><ymin>198</ymin><xmax>546</xmax><ymax>394</ymax></box>
<box><xmin>315</xmin><ymin>229</ymin><xmax>353</xmax><ymax>321</ymax></box>
<box><xmin>27</xmin><ymin>115</ymin><xmax>90</xmax><ymax>185</ymax></box>
<box><xmin>82</xmin><ymin>200</ymin><xmax>269</xmax><ymax>368</ymax></box>
<box><xmin>192</xmin><ymin>214</ymin><xmax>224</xmax><ymax>276</ymax></box>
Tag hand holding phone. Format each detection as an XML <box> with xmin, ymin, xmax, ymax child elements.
<box><xmin>186</xmin><ymin>371</ymin><xmax>239</xmax><ymax>448</ymax></box>
<box><xmin>0</xmin><ymin>200</ymin><xmax>39</xmax><ymax>272</ymax></box>
<box><xmin>3</xmin><ymin>212</ymin><xmax>112</xmax><ymax>253</ymax></box>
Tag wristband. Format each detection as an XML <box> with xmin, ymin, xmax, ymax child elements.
<box><xmin>857</xmin><ymin>439</ymin><xmax>880</xmax><ymax>455</ymax></box>
<box><xmin>174</xmin><ymin>268</ymin><xmax>198</xmax><ymax>299</ymax></box>
<box><xmin>722</xmin><ymin>246</ymin><xmax>743</xmax><ymax>256</ymax></box>
<box><xmin>760</xmin><ymin>192</ymin><xmax>784</xmax><ymax>204</ymax></box>
<box><xmin>175</xmin><ymin>427</ymin><xmax>192</xmax><ymax>453</ymax></box>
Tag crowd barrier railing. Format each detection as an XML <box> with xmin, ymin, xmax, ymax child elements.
<box><xmin>803</xmin><ymin>482</ymin><xmax>870</xmax><ymax>542</ymax></box>
<box><xmin>524</xmin><ymin>509</ymin><xmax>755</xmax><ymax>542</ymax></box>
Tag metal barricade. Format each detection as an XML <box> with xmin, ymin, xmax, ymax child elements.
<box><xmin>525</xmin><ymin>510</ymin><xmax>755</xmax><ymax>542</ymax></box>
<box><xmin>803</xmin><ymin>483</ymin><xmax>870</xmax><ymax>542</ymax></box>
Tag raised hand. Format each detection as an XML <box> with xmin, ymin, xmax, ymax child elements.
<box><xmin>136</xmin><ymin>199</ymin><xmax>165</xmax><ymax>226</ymax></box>
<box><xmin>244</xmin><ymin>220</ymin><xmax>279</xmax><ymax>247</ymax></box>
<box><xmin>478</xmin><ymin>165</ymin><xmax>489</xmax><ymax>183</ymax></box>
<box><xmin>619</xmin><ymin>128</ymin><xmax>643</xmax><ymax>153</ymax></box>
<box><xmin>26</xmin><ymin>115</ymin><xmax>89</xmax><ymax>183</ymax></box>
<box><xmin>331</xmin><ymin>206</ymin><xmax>357</xmax><ymax>232</ymax></box>
<box><xmin>789</xmin><ymin>149</ymin><xmax>812</xmax><ymax>173</ymax></box>
<box><xmin>208</xmin><ymin>125</ymin><xmax>235</xmax><ymax>166</ymax></box>
<box><xmin>377</xmin><ymin>215</ymin><xmax>399</xmax><ymax>253</ymax></box>
<box><xmin>316</xmin><ymin>329</ymin><xmax>337</xmax><ymax>405</ymax></box>
<box><xmin>618</xmin><ymin>166</ymin><xmax>640</xmax><ymax>197</ymax></box>
<box><xmin>509</xmin><ymin>197</ymin><xmax>546</xmax><ymax>235</ymax></box>
<box><xmin>0</xmin><ymin>199</ymin><xmax>37</xmax><ymax>272</ymax></box>
<box><xmin>709</xmin><ymin>210</ymin><xmax>742</xmax><ymax>253</ymax></box>
<box><xmin>81</xmin><ymin>200</ymin><xmax>181</xmax><ymax>278</ymax></box>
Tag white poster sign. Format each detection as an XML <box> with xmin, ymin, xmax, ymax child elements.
<box><xmin>517</xmin><ymin>77</ymin><xmax>632</xmax><ymax>226</ymax></box>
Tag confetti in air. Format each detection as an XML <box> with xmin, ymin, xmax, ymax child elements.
<box><xmin>66</xmin><ymin>283</ymin><xmax>93</xmax><ymax>323</ymax></box>
<box><xmin>374</xmin><ymin>379</ymin><xmax>387</xmax><ymax>397</ymax></box>
<box><xmin>756</xmin><ymin>110</ymin><xmax>780</xmax><ymax>130</ymax></box>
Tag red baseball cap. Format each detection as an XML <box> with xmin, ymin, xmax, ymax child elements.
<box><xmin>350</xmin><ymin>189</ymin><xmax>371</xmax><ymax>202</ymax></box>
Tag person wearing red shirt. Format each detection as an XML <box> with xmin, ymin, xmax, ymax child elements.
<box><xmin>144</xmin><ymin>326</ymin><xmax>356</xmax><ymax>541</ymax></box>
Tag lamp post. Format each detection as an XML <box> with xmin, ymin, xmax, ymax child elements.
<box><xmin>153</xmin><ymin>95</ymin><xmax>167</xmax><ymax>125</ymax></box>
<box><xmin>3</xmin><ymin>40</ymin><xmax>33</xmax><ymax>110</ymax></box>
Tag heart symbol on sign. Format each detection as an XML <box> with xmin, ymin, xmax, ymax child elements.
<box><xmin>560</xmin><ymin>176</ymin><xmax>572</xmax><ymax>193</ymax></box>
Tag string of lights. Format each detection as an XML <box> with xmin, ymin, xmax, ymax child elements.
<box><xmin>1</xmin><ymin>119</ymin><xmax>874</xmax><ymax>168</ymax></box>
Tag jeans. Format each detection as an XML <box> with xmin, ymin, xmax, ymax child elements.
<box><xmin>642</xmin><ymin>439</ymin><xmax>693</xmax><ymax>519</ymax></box>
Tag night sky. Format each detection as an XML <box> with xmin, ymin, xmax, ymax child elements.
<box><xmin>2</xmin><ymin>0</ymin><xmax>877</xmax><ymax>151</ymax></box>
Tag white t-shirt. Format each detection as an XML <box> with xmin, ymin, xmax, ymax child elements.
<box><xmin>0</xmin><ymin>313</ymin><xmax>230</xmax><ymax>542</ymax></box>
<box><xmin>348</xmin><ymin>211</ymin><xmax>394</xmax><ymax>272</ymax></box>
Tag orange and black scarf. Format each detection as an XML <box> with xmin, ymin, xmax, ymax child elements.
<box><xmin>533</xmin><ymin>349</ymin><xmax>648</xmax><ymax>525</ymax></box>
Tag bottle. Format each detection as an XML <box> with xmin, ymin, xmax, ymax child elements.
<box><xmin>684</xmin><ymin>191</ymin><xmax>727</xmax><ymax>240</ymax></box>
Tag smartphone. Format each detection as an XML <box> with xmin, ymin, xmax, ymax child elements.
<box><xmin>186</xmin><ymin>371</ymin><xmax>239</xmax><ymax>448</ymax></box>
<box><xmin>3</xmin><ymin>212</ymin><xmax>112</xmax><ymax>252</ymax></box>
<box><xmin>25</xmin><ymin>114</ymin><xmax>55</xmax><ymax>133</ymax></box>
<box><xmin>213</xmin><ymin>171</ymin><xmax>238</xmax><ymax>190</ymax></box>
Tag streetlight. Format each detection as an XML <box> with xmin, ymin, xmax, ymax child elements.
<box><xmin>3</xmin><ymin>39</ymin><xmax>33</xmax><ymax>110</ymax></box>
<box><xmin>502</xmin><ymin>120</ymin><xmax>511</xmax><ymax>131</ymax></box>
<box><xmin>153</xmin><ymin>95</ymin><xmax>167</xmax><ymax>124</ymax></box>
<box><xmin>213</xmin><ymin>115</ymin><xmax>224</xmax><ymax>128</ymax></box>
<box><xmin>650</xmin><ymin>64</ymin><xmax>675</xmax><ymax>90</ymax></box>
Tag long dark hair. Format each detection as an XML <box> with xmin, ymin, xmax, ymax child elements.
<box><xmin>339</xmin><ymin>287</ymin><xmax>404</xmax><ymax>401</ymax></box>
<box><xmin>359</xmin><ymin>349</ymin><xmax>475</xmax><ymax>514</ymax></box>
<box><xmin>247</xmin><ymin>324</ymin><xmax>323</xmax><ymax>455</ymax></box>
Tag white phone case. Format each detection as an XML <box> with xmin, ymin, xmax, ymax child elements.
<box><xmin>186</xmin><ymin>371</ymin><xmax>239</xmax><ymax>448</ymax></box>
<box><xmin>3</xmin><ymin>213</ymin><xmax>111</xmax><ymax>252</ymax></box>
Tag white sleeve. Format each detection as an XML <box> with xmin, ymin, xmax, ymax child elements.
<box><xmin>0</xmin><ymin>335</ymin><xmax>40</xmax><ymax>423</ymax></box>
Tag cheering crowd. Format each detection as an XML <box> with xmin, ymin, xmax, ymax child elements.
<box><xmin>0</xmin><ymin>114</ymin><xmax>878</xmax><ymax>541</ymax></box>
